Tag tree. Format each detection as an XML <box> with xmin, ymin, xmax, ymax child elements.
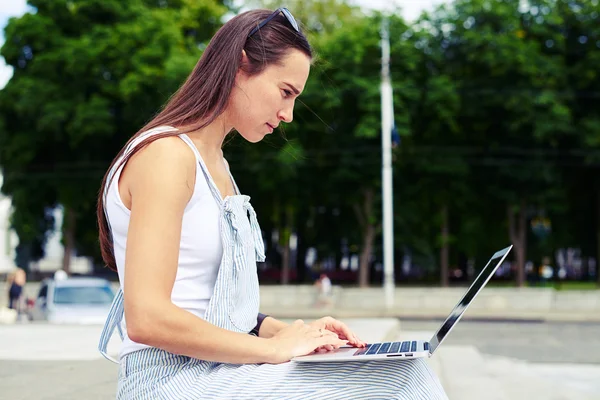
<box><xmin>302</xmin><ymin>12</ymin><xmax>423</xmax><ymax>286</ymax></box>
<box><xmin>424</xmin><ymin>0</ymin><xmax>572</xmax><ymax>286</ymax></box>
<box><xmin>0</xmin><ymin>0</ymin><xmax>227</xmax><ymax>270</ymax></box>
<box><xmin>394</xmin><ymin>18</ymin><xmax>464</xmax><ymax>286</ymax></box>
<box><xmin>545</xmin><ymin>0</ymin><xmax>600</xmax><ymax>284</ymax></box>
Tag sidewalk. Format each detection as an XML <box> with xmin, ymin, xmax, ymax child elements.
<box><xmin>1</xmin><ymin>320</ymin><xmax>599</xmax><ymax>399</ymax></box>
<box><xmin>395</xmin><ymin>330</ymin><xmax>600</xmax><ymax>400</ymax></box>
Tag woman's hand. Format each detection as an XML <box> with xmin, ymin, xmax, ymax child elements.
<box><xmin>309</xmin><ymin>316</ymin><xmax>367</xmax><ymax>352</ymax></box>
<box><xmin>267</xmin><ymin>319</ymin><xmax>348</xmax><ymax>364</ymax></box>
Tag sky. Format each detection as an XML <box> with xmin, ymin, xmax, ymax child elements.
<box><xmin>0</xmin><ymin>0</ymin><xmax>446</xmax><ymax>89</ymax></box>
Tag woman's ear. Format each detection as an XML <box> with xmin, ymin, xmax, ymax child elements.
<box><xmin>236</xmin><ymin>50</ymin><xmax>251</xmax><ymax>83</ymax></box>
<box><xmin>239</xmin><ymin>49</ymin><xmax>251</xmax><ymax>72</ymax></box>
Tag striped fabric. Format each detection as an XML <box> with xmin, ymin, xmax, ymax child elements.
<box><xmin>117</xmin><ymin>347</ymin><xmax>448</xmax><ymax>399</ymax></box>
<box><xmin>99</xmin><ymin>288</ymin><xmax>124</xmax><ymax>363</ymax></box>
<box><xmin>99</xmin><ymin>130</ymin><xmax>449</xmax><ymax>399</ymax></box>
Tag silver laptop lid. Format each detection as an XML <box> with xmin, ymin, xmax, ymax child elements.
<box><xmin>428</xmin><ymin>245</ymin><xmax>513</xmax><ymax>354</ymax></box>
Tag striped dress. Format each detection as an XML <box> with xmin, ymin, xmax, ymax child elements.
<box><xmin>99</xmin><ymin>130</ymin><xmax>448</xmax><ymax>399</ymax></box>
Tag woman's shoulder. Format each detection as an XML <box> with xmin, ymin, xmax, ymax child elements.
<box><xmin>129</xmin><ymin>135</ymin><xmax>196</xmax><ymax>173</ymax></box>
<box><xmin>121</xmin><ymin>135</ymin><xmax>198</xmax><ymax>202</ymax></box>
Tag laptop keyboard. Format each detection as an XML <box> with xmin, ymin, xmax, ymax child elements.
<box><xmin>353</xmin><ymin>341</ymin><xmax>422</xmax><ymax>356</ymax></box>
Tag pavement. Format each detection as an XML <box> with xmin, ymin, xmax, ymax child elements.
<box><xmin>397</xmin><ymin>329</ymin><xmax>600</xmax><ymax>400</ymax></box>
<box><xmin>1</xmin><ymin>319</ymin><xmax>600</xmax><ymax>400</ymax></box>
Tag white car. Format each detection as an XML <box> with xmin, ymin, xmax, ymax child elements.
<box><xmin>29</xmin><ymin>277</ymin><xmax>115</xmax><ymax>324</ymax></box>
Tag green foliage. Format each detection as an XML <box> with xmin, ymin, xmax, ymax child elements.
<box><xmin>2</xmin><ymin>0</ymin><xmax>600</xmax><ymax>283</ymax></box>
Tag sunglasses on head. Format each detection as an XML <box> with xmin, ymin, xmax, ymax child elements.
<box><xmin>248</xmin><ymin>8</ymin><xmax>300</xmax><ymax>37</ymax></box>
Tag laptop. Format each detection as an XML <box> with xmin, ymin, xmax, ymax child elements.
<box><xmin>292</xmin><ymin>245</ymin><xmax>513</xmax><ymax>363</ymax></box>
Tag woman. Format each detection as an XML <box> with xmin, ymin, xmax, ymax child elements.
<box><xmin>98</xmin><ymin>8</ymin><xmax>448</xmax><ymax>399</ymax></box>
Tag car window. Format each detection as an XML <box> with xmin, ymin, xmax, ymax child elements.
<box><xmin>53</xmin><ymin>285</ymin><xmax>114</xmax><ymax>305</ymax></box>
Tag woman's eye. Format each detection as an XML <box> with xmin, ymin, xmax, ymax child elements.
<box><xmin>283</xmin><ymin>89</ymin><xmax>293</xmax><ymax>97</ymax></box>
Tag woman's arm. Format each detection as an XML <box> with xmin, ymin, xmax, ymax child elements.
<box><xmin>120</xmin><ymin>137</ymin><xmax>277</xmax><ymax>364</ymax></box>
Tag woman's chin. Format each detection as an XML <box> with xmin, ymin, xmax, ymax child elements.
<box><xmin>241</xmin><ymin>131</ymin><xmax>269</xmax><ymax>143</ymax></box>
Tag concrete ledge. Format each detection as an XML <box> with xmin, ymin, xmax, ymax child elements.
<box><xmin>260</xmin><ymin>307</ymin><xmax>600</xmax><ymax>323</ymax></box>
<box><xmin>259</xmin><ymin>286</ymin><xmax>600</xmax><ymax>323</ymax></box>
<box><xmin>5</xmin><ymin>283</ymin><xmax>599</xmax><ymax>323</ymax></box>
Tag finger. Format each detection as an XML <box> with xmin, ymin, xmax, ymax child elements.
<box><xmin>346</xmin><ymin>335</ymin><xmax>366</xmax><ymax>347</ymax></box>
<box><xmin>346</xmin><ymin>331</ymin><xmax>365</xmax><ymax>346</ymax></box>
<box><xmin>328</xmin><ymin>319</ymin><xmax>358</xmax><ymax>344</ymax></box>
<box><xmin>328</xmin><ymin>320</ymin><xmax>352</xmax><ymax>339</ymax></box>
<box><xmin>318</xmin><ymin>344</ymin><xmax>334</xmax><ymax>352</ymax></box>
<box><xmin>316</xmin><ymin>335</ymin><xmax>347</xmax><ymax>348</ymax></box>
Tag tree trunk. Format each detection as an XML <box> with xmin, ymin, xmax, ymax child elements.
<box><xmin>597</xmin><ymin>189</ymin><xmax>600</xmax><ymax>286</ymax></box>
<box><xmin>296</xmin><ymin>231</ymin><xmax>308</xmax><ymax>283</ymax></box>
<box><xmin>508</xmin><ymin>200</ymin><xmax>527</xmax><ymax>287</ymax></box>
<box><xmin>62</xmin><ymin>207</ymin><xmax>76</xmax><ymax>275</ymax></box>
<box><xmin>281</xmin><ymin>243</ymin><xmax>290</xmax><ymax>284</ymax></box>
<box><xmin>440</xmin><ymin>204</ymin><xmax>449</xmax><ymax>287</ymax></box>
<box><xmin>280</xmin><ymin>205</ymin><xmax>294</xmax><ymax>284</ymax></box>
<box><xmin>354</xmin><ymin>188</ymin><xmax>378</xmax><ymax>288</ymax></box>
<box><xmin>358</xmin><ymin>224</ymin><xmax>376</xmax><ymax>287</ymax></box>
<box><xmin>271</xmin><ymin>200</ymin><xmax>282</xmax><ymax>282</ymax></box>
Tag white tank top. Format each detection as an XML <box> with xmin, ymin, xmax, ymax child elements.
<box><xmin>104</xmin><ymin>126</ymin><xmax>224</xmax><ymax>358</ymax></box>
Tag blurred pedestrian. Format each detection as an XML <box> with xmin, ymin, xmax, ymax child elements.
<box><xmin>314</xmin><ymin>272</ymin><xmax>333</xmax><ymax>307</ymax></box>
<box><xmin>6</xmin><ymin>268</ymin><xmax>26</xmax><ymax>313</ymax></box>
<box><xmin>540</xmin><ymin>256</ymin><xmax>554</xmax><ymax>285</ymax></box>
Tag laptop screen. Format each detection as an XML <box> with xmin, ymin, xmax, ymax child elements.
<box><xmin>428</xmin><ymin>245</ymin><xmax>512</xmax><ymax>354</ymax></box>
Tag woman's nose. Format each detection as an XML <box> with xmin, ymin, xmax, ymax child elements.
<box><xmin>277</xmin><ymin>107</ymin><xmax>294</xmax><ymax>123</ymax></box>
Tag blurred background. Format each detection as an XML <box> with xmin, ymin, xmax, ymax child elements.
<box><xmin>0</xmin><ymin>1</ymin><xmax>599</xmax><ymax>399</ymax></box>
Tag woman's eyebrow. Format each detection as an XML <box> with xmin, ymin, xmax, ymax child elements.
<box><xmin>283</xmin><ymin>82</ymin><xmax>301</xmax><ymax>95</ymax></box>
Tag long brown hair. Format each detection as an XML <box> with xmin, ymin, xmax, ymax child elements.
<box><xmin>97</xmin><ymin>9</ymin><xmax>312</xmax><ymax>271</ymax></box>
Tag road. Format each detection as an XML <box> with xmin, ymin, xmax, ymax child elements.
<box><xmin>399</xmin><ymin>318</ymin><xmax>600</xmax><ymax>364</ymax></box>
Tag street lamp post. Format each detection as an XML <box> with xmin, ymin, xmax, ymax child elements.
<box><xmin>380</xmin><ymin>18</ymin><xmax>395</xmax><ymax>308</ymax></box>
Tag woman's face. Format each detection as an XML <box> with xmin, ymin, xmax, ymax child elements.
<box><xmin>230</xmin><ymin>49</ymin><xmax>311</xmax><ymax>143</ymax></box>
